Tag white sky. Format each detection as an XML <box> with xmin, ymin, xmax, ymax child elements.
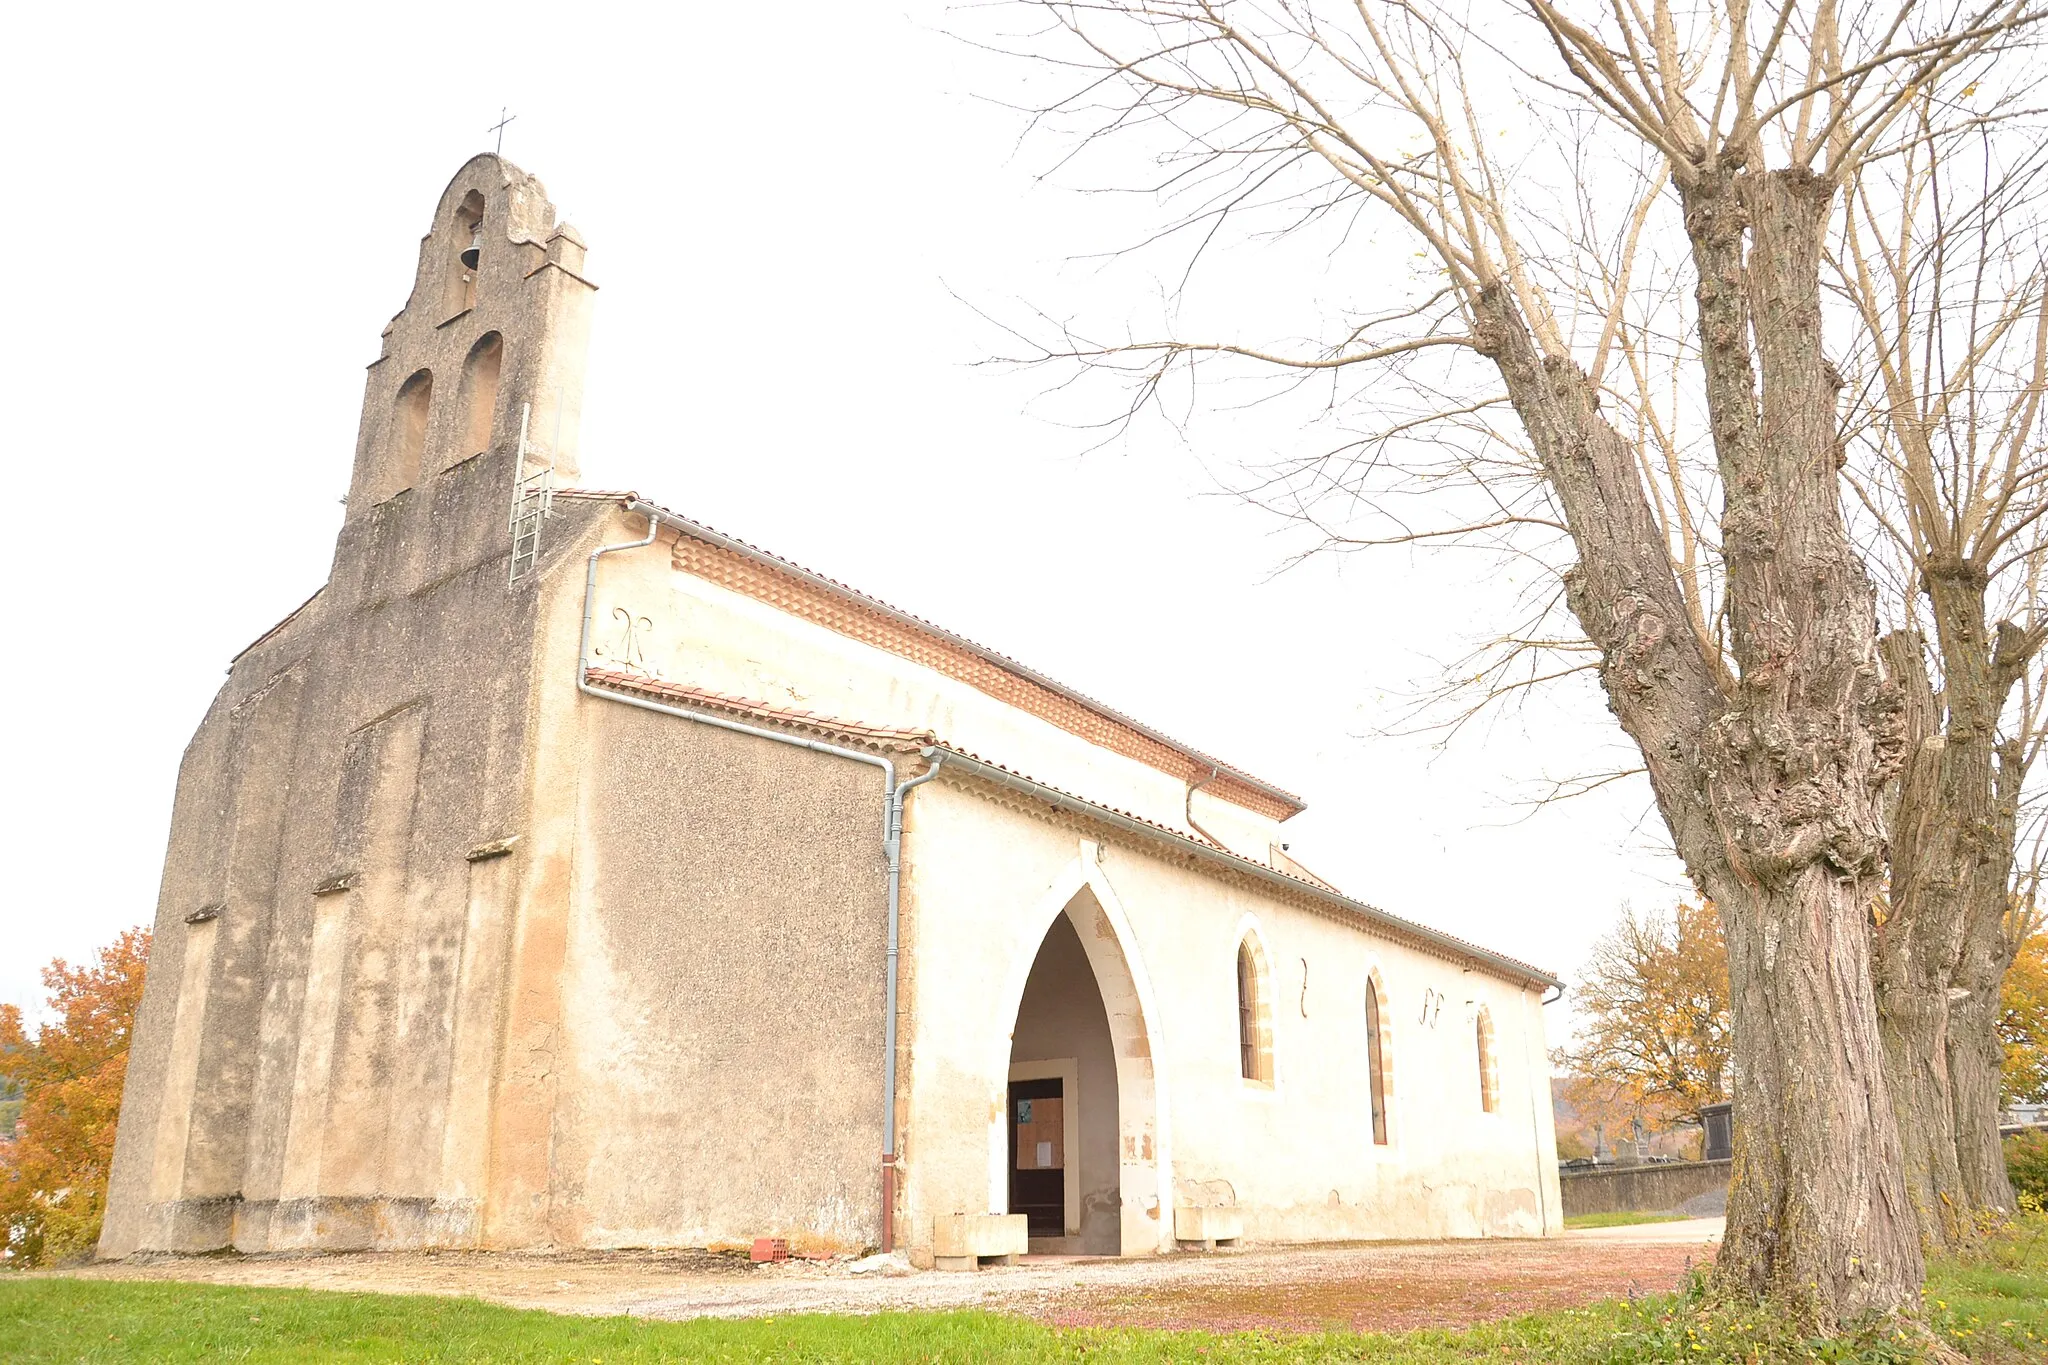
<box><xmin>0</xmin><ymin>3</ymin><xmax>1688</xmax><ymax>1029</ymax></box>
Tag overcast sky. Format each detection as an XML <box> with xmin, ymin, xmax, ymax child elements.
<box><xmin>0</xmin><ymin>2</ymin><xmax>1689</xmax><ymax>1029</ymax></box>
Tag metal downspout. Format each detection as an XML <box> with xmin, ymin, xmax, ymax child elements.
<box><xmin>1530</xmin><ymin>982</ymin><xmax>1568</xmax><ymax>1233</ymax></box>
<box><xmin>880</xmin><ymin>754</ymin><xmax>945</xmax><ymax>1255</ymax></box>
<box><xmin>577</xmin><ymin>506</ymin><xmax>929</xmax><ymax>1252</ymax></box>
<box><xmin>1184</xmin><ymin>764</ymin><xmax>1230</xmax><ymax>850</ymax></box>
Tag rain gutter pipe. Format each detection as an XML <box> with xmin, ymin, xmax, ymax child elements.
<box><xmin>919</xmin><ymin>744</ymin><xmax>1563</xmax><ymax>993</ymax></box>
<box><xmin>577</xmin><ymin>504</ymin><xmax>937</xmax><ymax>1253</ymax></box>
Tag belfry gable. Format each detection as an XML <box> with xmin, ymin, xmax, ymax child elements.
<box><xmin>344</xmin><ymin>154</ymin><xmax>597</xmax><ymax>517</ymax></box>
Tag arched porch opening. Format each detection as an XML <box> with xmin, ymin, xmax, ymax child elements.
<box><xmin>1004</xmin><ymin>883</ymin><xmax>1156</xmax><ymax>1255</ymax></box>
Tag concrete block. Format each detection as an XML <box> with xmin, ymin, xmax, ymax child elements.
<box><xmin>932</xmin><ymin>1213</ymin><xmax>1028</xmax><ymax>1265</ymax></box>
<box><xmin>1173</xmin><ymin>1205</ymin><xmax>1243</xmax><ymax>1244</ymax></box>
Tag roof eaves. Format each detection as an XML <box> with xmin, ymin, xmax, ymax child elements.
<box><xmin>583</xmin><ymin>669</ymin><xmax>934</xmax><ymax>752</ymax></box>
<box><xmin>923</xmin><ymin>744</ymin><xmax>1562</xmax><ymax>991</ymax></box>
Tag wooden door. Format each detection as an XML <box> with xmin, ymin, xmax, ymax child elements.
<box><xmin>1007</xmin><ymin>1077</ymin><xmax>1065</xmax><ymax>1237</ymax></box>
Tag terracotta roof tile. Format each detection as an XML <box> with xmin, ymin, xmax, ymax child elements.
<box><xmin>583</xmin><ymin>669</ymin><xmax>935</xmax><ymax>752</ymax></box>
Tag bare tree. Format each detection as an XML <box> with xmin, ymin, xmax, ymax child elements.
<box><xmin>982</xmin><ymin>0</ymin><xmax>2044</xmax><ymax>1322</ymax></box>
<box><xmin>1848</xmin><ymin>110</ymin><xmax>2048</xmax><ymax>1242</ymax></box>
<box><xmin>1225</xmin><ymin>61</ymin><xmax>2048</xmax><ymax>1253</ymax></box>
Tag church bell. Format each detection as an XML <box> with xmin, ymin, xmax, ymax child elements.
<box><xmin>460</xmin><ymin>224</ymin><xmax>482</xmax><ymax>271</ymax></box>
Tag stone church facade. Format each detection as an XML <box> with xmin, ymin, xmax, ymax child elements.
<box><xmin>100</xmin><ymin>155</ymin><xmax>1564</xmax><ymax>1267</ymax></box>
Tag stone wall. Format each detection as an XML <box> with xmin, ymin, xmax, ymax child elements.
<box><xmin>1558</xmin><ymin>1159</ymin><xmax>1731</xmax><ymax>1216</ymax></box>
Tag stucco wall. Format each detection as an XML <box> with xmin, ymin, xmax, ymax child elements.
<box><xmin>101</xmin><ymin>155</ymin><xmax>603</xmax><ymax>1259</ymax></box>
<box><xmin>568</xmin><ymin>509</ymin><xmax>1560</xmax><ymax>1260</ymax></box>
<box><xmin>896</xmin><ymin>780</ymin><xmax>1560</xmax><ymax>1263</ymax></box>
<box><xmin>99</xmin><ymin>455</ymin><xmax>614</xmax><ymax>1257</ymax></box>
<box><xmin>545</xmin><ymin>699</ymin><xmax>891</xmax><ymax>1253</ymax></box>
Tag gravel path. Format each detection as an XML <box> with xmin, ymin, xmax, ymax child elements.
<box><xmin>52</xmin><ymin>1219</ymin><xmax>1723</xmax><ymax>1336</ymax></box>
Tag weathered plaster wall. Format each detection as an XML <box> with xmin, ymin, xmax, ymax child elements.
<box><xmin>101</xmin><ymin>153</ymin><xmax>604</xmax><ymax>1259</ymax></box>
<box><xmin>545</xmin><ymin>698</ymin><xmax>891</xmax><ymax>1253</ymax></box>
<box><xmin>101</xmin><ymin>456</ymin><xmax>610</xmax><ymax>1256</ymax></box>
<box><xmin>575</xmin><ymin>513</ymin><xmax>1560</xmax><ymax>1261</ymax></box>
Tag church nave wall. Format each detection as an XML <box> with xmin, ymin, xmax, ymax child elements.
<box><xmin>541</xmin><ymin>694</ymin><xmax>894</xmax><ymax>1254</ymax></box>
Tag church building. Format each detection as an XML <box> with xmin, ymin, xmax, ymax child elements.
<box><xmin>100</xmin><ymin>156</ymin><xmax>1563</xmax><ymax>1268</ymax></box>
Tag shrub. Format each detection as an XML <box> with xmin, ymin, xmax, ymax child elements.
<box><xmin>2009</xmin><ymin>1129</ymin><xmax>2048</xmax><ymax>1208</ymax></box>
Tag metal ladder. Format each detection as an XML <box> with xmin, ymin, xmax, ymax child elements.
<box><xmin>508</xmin><ymin>403</ymin><xmax>554</xmax><ymax>584</ymax></box>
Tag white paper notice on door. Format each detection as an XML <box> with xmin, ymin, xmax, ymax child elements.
<box><xmin>1036</xmin><ymin>1141</ymin><xmax>1054</xmax><ymax>1169</ymax></box>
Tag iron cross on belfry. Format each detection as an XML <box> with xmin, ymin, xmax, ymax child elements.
<box><xmin>489</xmin><ymin>107</ymin><xmax>517</xmax><ymax>154</ymax></box>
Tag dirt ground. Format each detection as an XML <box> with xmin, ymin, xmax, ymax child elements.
<box><xmin>52</xmin><ymin>1219</ymin><xmax>1723</xmax><ymax>1337</ymax></box>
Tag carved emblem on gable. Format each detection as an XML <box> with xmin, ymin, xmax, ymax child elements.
<box><xmin>593</xmin><ymin>605</ymin><xmax>660</xmax><ymax>678</ymax></box>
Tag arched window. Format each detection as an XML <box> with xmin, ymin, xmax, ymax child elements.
<box><xmin>1235</xmin><ymin>933</ymin><xmax>1272</xmax><ymax>1083</ymax></box>
<box><xmin>1476</xmin><ymin>1006</ymin><xmax>1499</xmax><ymax>1113</ymax></box>
<box><xmin>1365</xmin><ymin>978</ymin><xmax>1389</xmax><ymax>1145</ymax></box>
<box><xmin>392</xmin><ymin>369</ymin><xmax>433</xmax><ymax>492</ymax></box>
<box><xmin>459</xmin><ymin>332</ymin><xmax>503</xmax><ymax>459</ymax></box>
<box><xmin>443</xmin><ymin>190</ymin><xmax>485</xmax><ymax>318</ymax></box>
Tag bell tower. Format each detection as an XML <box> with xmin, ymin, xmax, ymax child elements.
<box><xmin>346</xmin><ymin>155</ymin><xmax>596</xmax><ymax>513</ymax></box>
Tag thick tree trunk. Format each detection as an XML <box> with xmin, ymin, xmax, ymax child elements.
<box><xmin>1469</xmin><ymin>166</ymin><xmax>1922</xmax><ymax>1322</ymax></box>
<box><xmin>1952</xmin><ymin>906</ymin><xmax>2021</xmax><ymax>1211</ymax></box>
<box><xmin>1709</xmin><ymin>868</ymin><xmax>1923</xmax><ymax>1314</ymax></box>
<box><xmin>1874</xmin><ymin>957</ymin><xmax>1967</xmax><ymax>1244</ymax></box>
<box><xmin>1876</xmin><ymin>577</ymin><xmax>2034</xmax><ymax>1233</ymax></box>
<box><xmin>1875</xmin><ymin>631</ymin><xmax>1968</xmax><ymax>1247</ymax></box>
<box><xmin>1681</xmin><ymin>167</ymin><xmax>1920</xmax><ymax>1316</ymax></box>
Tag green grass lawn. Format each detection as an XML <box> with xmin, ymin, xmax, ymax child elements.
<box><xmin>1561</xmin><ymin>1211</ymin><xmax>1697</xmax><ymax>1230</ymax></box>
<box><xmin>3</xmin><ymin>1216</ymin><xmax>2043</xmax><ymax>1364</ymax></box>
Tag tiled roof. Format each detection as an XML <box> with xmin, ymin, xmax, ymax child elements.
<box><xmin>923</xmin><ymin>744</ymin><xmax>1562</xmax><ymax>989</ymax></box>
<box><xmin>572</xmin><ymin>492</ymin><xmax>1308</xmax><ymax>822</ymax></box>
<box><xmin>583</xmin><ymin>669</ymin><xmax>935</xmax><ymax>752</ymax></box>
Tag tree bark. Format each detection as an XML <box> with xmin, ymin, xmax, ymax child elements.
<box><xmin>1877</xmin><ymin>575</ymin><xmax>2034</xmax><ymax>1236</ymax></box>
<box><xmin>1680</xmin><ymin>167</ymin><xmax>1920</xmax><ymax>1316</ymax></box>
<box><xmin>1468</xmin><ymin>167</ymin><xmax>1922</xmax><ymax>1320</ymax></box>
<box><xmin>1875</xmin><ymin>631</ymin><xmax>1969</xmax><ymax>1247</ymax></box>
<box><xmin>1952</xmin><ymin>947</ymin><xmax>2018</xmax><ymax>1211</ymax></box>
<box><xmin>1952</xmin><ymin>734</ymin><xmax>2024</xmax><ymax>1214</ymax></box>
<box><xmin>1946</xmin><ymin>661</ymin><xmax>2029</xmax><ymax>1214</ymax></box>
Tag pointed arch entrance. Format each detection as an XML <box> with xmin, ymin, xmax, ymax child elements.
<box><xmin>1000</xmin><ymin>872</ymin><xmax>1163</xmax><ymax>1256</ymax></box>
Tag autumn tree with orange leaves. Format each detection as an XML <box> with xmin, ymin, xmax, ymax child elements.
<box><xmin>1558</xmin><ymin>903</ymin><xmax>1731</xmax><ymax>1131</ymax></box>
<box><xmin>0</xmin><ymin>928</ymin><xmax>149</xmax><ymax>1267</ymax></box>
<box><xmin>2004</xmin><ymin>926</ymin><xmax>2048</xmax><ymax>1109</ymax></box>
